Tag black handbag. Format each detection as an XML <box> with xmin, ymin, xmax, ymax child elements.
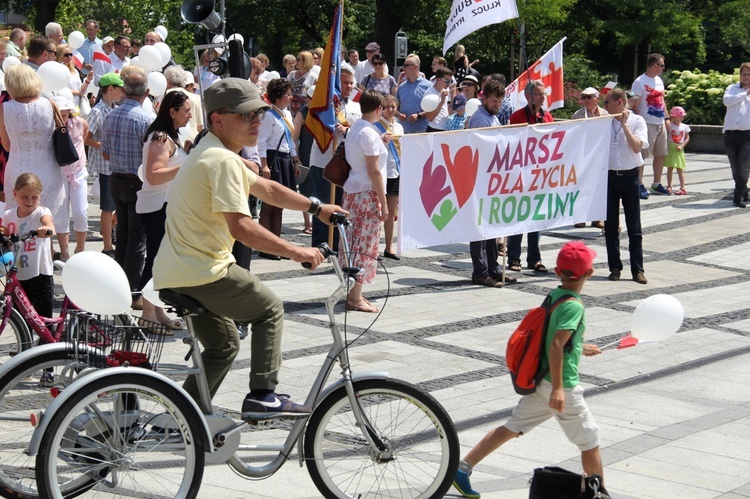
<box><xmin>529</xmin><ymin>467</ymin><xmax>610</xmax><ymax>499</ymax></box>
<box><xmin>49</xmin><ymin>99</ymin><xmax>79</xmax><ymax>167</ymax></box>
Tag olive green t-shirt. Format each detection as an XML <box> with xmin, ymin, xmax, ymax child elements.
<box><xmin>541</xmin><ymin>287</ymin><xmax>585</xmax><ymax>388</ymax></box>
<box><xmin>153</xmin><ymin>132</ymin><xmax>256</xmax><ymax>289</ymax></box>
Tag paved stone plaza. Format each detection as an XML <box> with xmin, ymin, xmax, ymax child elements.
<box><xmin>75</xmin><ymin>152</ymin><xmax>750</xmax><ymax>498</ymax></box>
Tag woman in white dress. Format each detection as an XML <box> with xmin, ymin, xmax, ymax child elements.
<box><xmin>136</xmin><ymin>91</ymin><xmax>191</xmax><ymax>330</ymax></box>
<box><xmin>0</xmin><ymin>64</ymin><xmax>65</xmax><ymax>230</ymax></box>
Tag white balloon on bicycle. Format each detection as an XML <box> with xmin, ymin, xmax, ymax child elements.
<box><xmin>61</xmin><ymin>252</ymin><xmax>131</xmax><ymax>315</ymax></box>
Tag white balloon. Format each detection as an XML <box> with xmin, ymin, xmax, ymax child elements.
<box><xmin>137</xmin><ymin>164</ymin><xmax>144</xmax><ymax>182</ymax></box>
<box><xmin>267</xmin><ymin>71</ymin><xmax>280</xmax><ymax>80</ymax></box>
<box><xmin>465</xmin><ymin>98</ymin><xmax>481</xmax><ymax>116</ymax></box>
<box><xmin>141</xmin><ymin>278</ymin><xmax>166</xmax><ymax>308</ymax></box>
<box><xmin>147</xmin><ymin>71</ymin><xmax>167</xmax><ymax>97</ymax></box>
<box><xmin>631</xmin><ymin>294</ymin><xmax>684</xmax><ymax>342</ymax></box>
<box><xmin>68</xmin><ymin>31</ymin><xmax>85</xmax><ymax>50</ymax></box>
<box><xmin>62</xmin><ymin>252</ymin><xmax>132</xmax><ymax>315</ymax></box>
<box><xmin>227</xmin><ymin>33</ymin><xmax>244</xmax><ymax>46</ymax></box>
<box><xmin>2</xmin><ymin>56</ymin><xmax>21</xmax><ymax>72</ymax></box>
<box><xmin>212</xmin><ymin>35</ymin><xmax>225</xmax><ymax>55</ymax></box>
<box><xmin>420</xmin><ymin>93</ymin><xmax>440</xmax><ymax>113</ymax></box>
<box><xmin>155</xmin><ymin>25</ymin><xmax>168</xmax><ymax>41</ymax></box>
<box><xmin>38</xmin><ymin>62</ymin><xmax>71</xmax><ymax>93</ymax></box>
<box><xmin>153</xmin><ymin>42</ymin><xmax>172</xmax><ymax>66</ymax></box>
<box><xmin>129</xmin><ymin>56</ymin><xmax>141</xmax><ymax>68</ymax></box>
<box><xmin>138</xmin><ymin>45</ymin><xmax>163</xmax><ymax>72</ymax></box>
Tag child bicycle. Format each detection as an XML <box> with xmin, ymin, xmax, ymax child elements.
<box><xmin>27</xmin><ymin>214</ymin><xmax>460</xmax><ymax>499</ymax></box>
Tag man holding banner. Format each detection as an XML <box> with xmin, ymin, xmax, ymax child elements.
<box><xmin>602</xmin><ymin>89</ymin><xmax>649</xmax><ymax>285</ymax></box>
<box><xmin>467</xmin><ymin>79</ymin><xmax>517</xmax><ymax>287</ymax></box>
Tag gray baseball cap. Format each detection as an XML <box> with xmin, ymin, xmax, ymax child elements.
<box><xmin>203</xmin><ymin>78</ymin><xmax>270</xmax><ymax>115</ymax></box>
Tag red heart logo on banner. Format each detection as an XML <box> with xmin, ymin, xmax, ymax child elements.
<box><xmin>442</xmin><ymin>144</ymin><xmax>478</xmax><ymax>209</ymax></box>
<box><xmin>419</xmin><ymin>152</ymin><xmax>452</xmax><ymax>216</ymax></box>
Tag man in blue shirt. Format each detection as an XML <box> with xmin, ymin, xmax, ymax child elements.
<box><xmin>79</xmin><ymin>20</ymin><xmax>102</xmax><ymax>76</ymax></box>
<box><xmin>102</xmin><ymin>67</ymin><xmax>153</xmax><ymax>305</ymax></box>
<box><xmin>395</xmin><ymin>56</ymin><xmax>432</xmax><ymax>134</ymax></box>
<box><xmin>466</xmin><ymin>80</ymin><xmax>517</xmax><ymax>287</ymax></box>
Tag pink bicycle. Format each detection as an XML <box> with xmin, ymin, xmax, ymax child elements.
<box><xmin>0</xmin><ymin>230</ymin><xmax>113</xmax><ymax>362</ymax></box>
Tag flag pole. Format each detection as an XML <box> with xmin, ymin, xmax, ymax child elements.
<box><xmin>327</xmin><ymin>0</ymin><xmax>344</xmax><ymax>248</ymax></box>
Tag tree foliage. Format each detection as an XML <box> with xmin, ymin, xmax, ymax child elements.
<box><xmin>2</xmin><ymin>0</ymin><xmax>748</xmax><ymax>87</ymax></box>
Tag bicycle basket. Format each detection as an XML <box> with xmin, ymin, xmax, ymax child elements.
<box><xmin>65</xmin><ymin>312</ymin><xmax>167</xmax><ymax>370</ymax></box>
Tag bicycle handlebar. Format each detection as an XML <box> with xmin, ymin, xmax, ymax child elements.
<box><xmin>301</xmin><ymin>212</ymin><xmax>349</xmax><ymax>269</ymax></box>
<box><xmin>0</xmin><ymin>230</ymin><xmax>52</xmax><ymax>246</ymax></box>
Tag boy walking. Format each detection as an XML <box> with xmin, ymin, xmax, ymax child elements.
<box><xmin>454</xmin><ymin>241</ymin><xmax>604</xmax><ymax>498</ymax></box>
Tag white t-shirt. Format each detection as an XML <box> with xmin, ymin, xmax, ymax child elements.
<box><xmin>424</xmin><ymin>86</ymin><xmax>449</xmax><ymax>130</ymax></box>
<box><xmin>631</xmin><ymin>74</ymin><xmax>666</xmax><ymax>124</ymax></box>
<box><xmin>2</xmin><ymin>206</ymin><xmax>53</xmax><ymax>280</ymax></box>
<box><xmin>669</xmin><ymin>122</ymin><xmax>691</xmax><ymax>145</ymax></box>
<box><xmin>343</xmin><ymin>120</ymin><xmax>387</xmax><ymax>194</ymax></box>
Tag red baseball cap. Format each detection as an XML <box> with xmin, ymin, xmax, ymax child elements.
<box><xmin>556</xmin><ymin>241</ymin><xmax>597</xmax><ymax>279</ymax></box>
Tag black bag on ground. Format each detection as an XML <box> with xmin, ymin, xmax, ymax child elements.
<box><xmin>529</xmin><ymin>466</ymin><xmax>610</xmax><ymax>499</ymax></box>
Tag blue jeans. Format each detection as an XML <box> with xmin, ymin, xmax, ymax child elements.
<box><xmin>724</xmin><ymin>130</ymin><xmax>750</xmax><ymax>202</ymax></box>
<box><xmin>605</xmin><ymin>168</ymin><xmax>643</xmax><ymax>276</ymax></box>
<box><xmin>308</xmin><ymin>166</ymin><xmax>342</xmax><ymax>250</ymax></box>
<box><xmin>508</xmin><ymin>232</ymin><xmax>541</xmax><ymax>267</ymax></box>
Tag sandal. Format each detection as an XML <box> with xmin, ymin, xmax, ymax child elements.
<box><xmin>508</xmin><ymin>261</ymin><xmax>522</xmax><ymax>272</ymax></box>
<box><xmin>346</xmin><ymin>298</ymin><xmax>379</xmax><ymax>313</ymax></box>
<box><xmin>158</xmin><ymin>318</ymin><xmax>184</xmax><ymax>331</ymax></box>
<box><xmin>675</xmin><ymin>188</ymin><xmax>687</xmax><ymax>195</ymax></box>
<box><xmin>302</xmin><ymin>227</ymin><xmax>313</xmax><ymax>234</ymax></box>
<box><xmin>528</xmin><ymin>262</ymin><xmax>548</xmax><ymax>273</ymax></box>
<box><xmin>138</xmin><ymin>318</ymin><xmax>174</xmax><ymax>336</ymax></box>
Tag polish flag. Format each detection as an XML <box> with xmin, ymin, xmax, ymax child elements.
<box><xmin>506</xmin><ymin>37</ymin><xmax>566</xmax><ymax>112</ymax></box>
<box><xmin>92</xmin><ymin>46</ymin><xmax>111</xmax><ymax>64</ymax></box>
<box><xmin>600</xmin><ymin>81</ymin><xmax>617</xmax><ymax>95</ymax></box>
<box><xmin>72</xmin><ymin>50</ymin><xmax>84</xmax><ymax>70</ymax></box>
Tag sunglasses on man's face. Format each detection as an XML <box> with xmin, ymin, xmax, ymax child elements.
<box><xmin>581</xmin><ymin>95</ymin><xmax>594</xmax><ymax>100</ymax></box>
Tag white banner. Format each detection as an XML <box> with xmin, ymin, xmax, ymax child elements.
<box><xmin>398</xmin><ymin>118</ymin><xmax>611</xmax><ymax>252</ymax></box>
<box><xmin>443</xmin><ymin>0</ymin><xmax>519</xmax><ymax>55</ymax></box>
<box><xmin>506</xmin><ymin>38</ymin><xmax>565</xmax><ymax>112</ymax></box>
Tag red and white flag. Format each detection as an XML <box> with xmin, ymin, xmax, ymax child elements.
<box><xmin>600</xmin><ymin>81</ymin><xmax>617</xmax><ymax>95</ymax></box>
<box><xmin>92</xmin><ymin>46</ymin><xmax>111</xmax><ymax>64</ymax></box>
<box><xmin>506</xmin><ymin>38</ymin><xmax>565</xmax><ymax>112</ymax></box>
<box><xmin>72</xmin><ymin>49</ymin><xmax>84</xmax><ymax>70</ymax></box>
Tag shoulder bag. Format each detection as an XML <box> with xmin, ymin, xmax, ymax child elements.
<box><xmin>529</xmin><ymin>466</ymin><xmax>610</xmax><ymax>499</ymax></box>
<box><xmin>49</xmin><ymin>99</ymin><xmax>79</xmax><ymax>167</ymax></box>
<box><xmin>322</xmin><ymin>142</ymin><xmax>350</xmax><ymax>188</ymax></box>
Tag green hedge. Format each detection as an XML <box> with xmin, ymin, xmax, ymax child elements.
<box><xmin>665</xmin><ymin>69</ymin><xmax>739</xmax><ymax>126</ymax></box>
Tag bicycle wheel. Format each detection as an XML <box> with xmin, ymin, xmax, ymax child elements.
<box><xmin>36</xmin><ymin>372</ymin><xmax>205</xmax><ymax>499</ymax></box>
<box><xmin>0</xmin><ymin>345</ymin><xmax>91</xmax><ymax>499</ymax></box>
<box><xmin>304</xmin><ymin>378</ymin><xmax>459</xmax><ymax>499</ymax></box>
<box><xmin>0</xmin><ymin>307</ymin><xmax>33</xmax><ymax>362</ymax></box>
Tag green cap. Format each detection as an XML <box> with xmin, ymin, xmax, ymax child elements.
<box><xmin>98</xmin><ymin>73</ymin><xmax>124</xmax><ymax>87</ymax></box>
<box><xmin>204</xmin><ymin>78</ymin><xmax>270</xmax><ymax>115</ymax></box>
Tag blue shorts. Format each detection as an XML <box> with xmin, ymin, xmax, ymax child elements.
<box><xmin>98</xmin><ymin>174</ymin><xmax>115</xmax><ymax>212</ymax></box>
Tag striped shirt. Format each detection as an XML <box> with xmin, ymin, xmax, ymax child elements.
<box><xmin>87</xmin><ymin>99</ymin><xmax>114</xmax><ymax>175</ymax></box>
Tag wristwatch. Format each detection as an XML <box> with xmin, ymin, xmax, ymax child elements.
<box><xmin>307</xmin><ymin>196</ymin><xmax>324</xmax><ymax>217</ymax></box>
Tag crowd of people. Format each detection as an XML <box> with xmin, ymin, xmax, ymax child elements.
<box><xmin>0</xmin><ymin>19</ymin><xmax>746</xmax><ymax>460</ymax></box>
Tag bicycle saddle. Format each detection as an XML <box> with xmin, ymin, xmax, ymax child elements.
<box><xmin>159</xmin><ymin>289</ymin><xmax>206</xmax><ymax>315</ymax></box>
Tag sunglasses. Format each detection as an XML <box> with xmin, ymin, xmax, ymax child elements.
<box><xmin>372</xmin><ymin>61</ymin><xmax>384</xmax><ymax>66</ymax></box>
<box><xmin>442</xmin><ymin>78</ymin><xmax>452</xmax><ymax>85</ymax></box>
<box><xmin>218</xmin><ymin>109</ymin><xmax>266</xmax><ymax>122</ymax></box>
<box><xmin>581</xmin><ymin>95</ymin><xmax>595</xmax><ymax>100</ymax></box>
<box><xmin>656</xmin><ymin>63</ymin><xmax>665</xmax><ymax>68</ymax></box>
<box><xmin>45</xmin><ymin>49</ymin><xmax>57</xmax><ymax>55</ymax></box>
<box><xmin>63</xmin><ymin>53</ymin><xmax>74</xmax><ymax>57</ymax></box>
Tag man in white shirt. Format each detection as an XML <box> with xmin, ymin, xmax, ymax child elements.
<box><xmin>79</xmin><ymin>20</ymin><xmax>102</xmax><ymax>76</ymax></box>
<box><xmin>309</xmin><ymin>67</ymin><xmax>361</xmax><ymax>248</ymax></box>
<box><xmin>602</xmin><ymin>89</ymin><xmax>649</xmax><ymax>285</ymax></box>
<box><xmin>423</xmin><ymin>68</ymin><xmax>453</xmax><ymax>132</ymax></box>
<box><xmin>631</xmin><ymin>53</ymin><xmax>669</xmax><ymax>198</ymax></box>
<box><xmin>722</xmin><ymin>62</ymin><xmax>750</xmax><ymax>208</ymax></box>
<box><xmin>110</xmin><ymin>36</ymin><xmax>131</xmax><ymax>73</ymax></box>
